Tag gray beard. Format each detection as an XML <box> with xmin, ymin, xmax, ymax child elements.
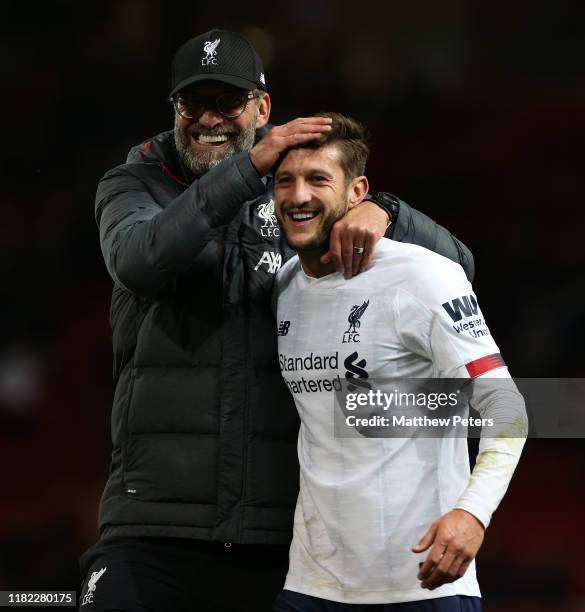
<box><xmin>174</xmin><ymin>111</ymin><xmax>258</xmax><ymax>176</ymax></box>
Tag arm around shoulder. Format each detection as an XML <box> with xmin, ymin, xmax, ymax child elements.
<box><xmin>388</xmin><ymin>196</ymin><xmax>475</xmax><ymax>282</ymax></box>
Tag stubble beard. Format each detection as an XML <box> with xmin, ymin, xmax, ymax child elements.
<box><xmin>281</xmin><ymin>199</ymin><xmax>348</xmax><ymax>253</ymax></box>
<box><xmin>174</xmin><ymin>109</ymin><xmax>258</xmax><ymax>176</ymax></box>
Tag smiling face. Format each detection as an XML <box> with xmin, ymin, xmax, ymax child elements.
<box><xmin>274</xmin><ymin>144</ymin><xmax>368</xmax><ymax>252</ymax></box>
<box><xmin>174</xmin><ymin>81</ymin><xmax>270</xmax><ymax>175</ymax></box>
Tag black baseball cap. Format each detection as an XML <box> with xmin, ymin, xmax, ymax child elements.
<box><xmin>170</xmin><ymin>29</ymin><xmax>267</xmax><ymax>97</ymax></box>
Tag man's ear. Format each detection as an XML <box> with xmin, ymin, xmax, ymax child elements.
<box><xmin>256</xmin><ymin>93</ymin><xmax>271</xmax><ymax>128</ymax></box>
<box><xmin>347</xmin><ymin>176</ymin><xmax>369</xmax><ymax>209</ymax></box>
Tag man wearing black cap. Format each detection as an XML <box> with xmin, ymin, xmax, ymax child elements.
<box><xmin>80</xmin><ymin>29</ymin><xmax>475</xmax><ymax>611</ymax></box>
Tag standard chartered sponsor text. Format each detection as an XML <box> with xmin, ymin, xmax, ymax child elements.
<box><xmin>279</xmin><ymin>351</ymin><xmax>342</xmax><ymax>394</ymax></box>
<box><xmin>279</xmin><ymin>351</ymin><xmax>339</xmax><ymax>372</ymax></box>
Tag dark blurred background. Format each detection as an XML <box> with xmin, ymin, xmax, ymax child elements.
<box><xmin>1</xmin><ymin>1</ymin><xmax>584</xmax><ymax>610</ymax></box>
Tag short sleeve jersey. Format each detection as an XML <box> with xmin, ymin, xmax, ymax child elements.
<box><xmin>276</xmin><ymin>238</ymin><xmax>505</xmax><ymax>604</ymax></box>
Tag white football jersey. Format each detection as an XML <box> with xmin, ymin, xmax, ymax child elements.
<box><xmin>276</xmin><ymin>238</ymin><xmax>505</xmax><ymax>604</ymax></box>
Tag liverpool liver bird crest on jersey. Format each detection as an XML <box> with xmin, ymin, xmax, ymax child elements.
<box><xmin>343</xmin><ymin>299</ymin><xmax>369</xmax><ymax>343</ymax></box>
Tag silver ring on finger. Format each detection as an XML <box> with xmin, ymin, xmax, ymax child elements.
<box><xmin>353</xmin><ymin>246</ymin><xmax>365</xmax><ymax>255</ymax></box>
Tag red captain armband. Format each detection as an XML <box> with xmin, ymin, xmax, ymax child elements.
<box><xmin>465</xmin><ymin>353</ymin><xmax>506</xmax><ymax>378</ymax></box>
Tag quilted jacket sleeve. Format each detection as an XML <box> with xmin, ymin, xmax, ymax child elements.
<box><xmin>96</xmin><ymin>152</ymin><xmax>265</xmax><ymax>297</ymax></box>
<box><xmin>383</xmin><ymin>195</ymin><xmax>475</xmax><ymax>282</ymax></box>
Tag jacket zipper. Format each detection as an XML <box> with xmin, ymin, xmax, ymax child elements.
<box><xmin>239</xmin><ymin>286</ymin><xmax>251</xmax><ymax>538</ymax></box>
<box><xmin>238</xmin><ymin>216</ymin><xmax>256</xmax><ymax>540</ymax></box>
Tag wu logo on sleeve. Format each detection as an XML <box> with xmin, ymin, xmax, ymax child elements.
<box><xmin>442</xmin><ymin>294</ymin><xmax>478</xmax><ymax>322</ymax></box>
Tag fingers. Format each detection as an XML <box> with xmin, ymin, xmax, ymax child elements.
<box><xmin>359</xmin><ymin>230</ymin><xmax>377</xmax><ymax>273</ymax></box>
<box><xmin>324</xmin><ymin>202</ymin><xmax>387</xmax><ymax>278</ymax></box>
<box><xmin>276</xmin><ymin>118</ymin><xmax>332</xmax><ymax>147</ymax></box>
<box><xmin>342</xmin><ymin>237</ymin><xmax>356</xmax><ymax>279</ymax></box>
<box><xmin>319</xmin><ymin>252</ymin><xmax>332</xmax><ymax>265</ymax></box>
<box><xmin>455</xmin><ymin>557</ymin><xmax>473</xmax><ymax>580</ymax></box>
<box><xmin>285</xmin><ymin>117</ymin><xmax>333</xmax><ymax>129</ymax></box>
<box><xmin>446</xmin><ymin>555</ymin><xmax>467</xmax><ymax>582</ymax></box>
<box><xmin>348</xmin><ymin>232</ymin><xmax>372</xmax><ymax>277</ymax></box>
<box><xmin>412</xmin><ymin>521</ymin><xmax>437</xmax><ymax>554</ymax></box>
<box><xmin>251</xmin><ymin>117</ymin><xmax>331</xmax><ymax>175</ymax></box>
<box><xmin>420</xmin><ymin>549</ymin><xmax>460</xmax><ymax>590</ymax></box>
<box><xmin>327</xmin><ymin>224</ymin><xmax>372</xmax><ymax>279</ymax></box>
<box><xmin>419</xmin><ymin>547</ymin><xmax>473</xmax><ymax>590</ymax></box>
<box><xmin>416</xmin><ymin>540</ymin><xmax>444</xmax><ymax>583</ymax></box>
<box><xmin>321</xmin><ymin>231</ymin><xmax>368</xmax><ymax>278</ymax></box>
<box><xmin>288</xmin><ymin>132</ymin><xmax>328</xmax><ymax>146</ymax></box>
<box><xmin>325</xmin><ymin>224</ymin><xmax>343</xmax><ymax>276</ymax></box>
<box><xmin>279</xmin><ymin>117</ymin><xmax>332</xmax><ymax>137</ymax></box>
<box><xmin>414</xmin><ymin>510</ymin><xmax>482</xmax><ymax>590</ymax></box>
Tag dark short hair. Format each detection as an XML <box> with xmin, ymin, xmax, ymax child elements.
<box><xmin>284</xmin><ymin>112</ymin><xmax>369</xmax><ymax>181</ymax></box>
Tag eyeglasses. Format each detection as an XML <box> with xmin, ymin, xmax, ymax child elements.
<box><xmin>171</xmin><ymin>91</ymin><xmax>258</xmax><ymax>120</ymax></box>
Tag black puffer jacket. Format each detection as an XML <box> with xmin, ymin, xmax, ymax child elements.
<box><xmin>95</xmin><ymin>129</ymin><xmax>474</xmax><ymax>545</ymax></box>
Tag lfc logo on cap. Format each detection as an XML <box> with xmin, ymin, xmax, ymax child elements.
<box><xmin>202</xmin><ymin>38</ymin><xmax>220</xmax><ymax>66</ymax></box>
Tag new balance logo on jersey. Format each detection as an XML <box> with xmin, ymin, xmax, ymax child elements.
<box><xmin>254</xmin><ymin>251</ymin><xmax>282</xmax><ymax>274</ymax></box>
<box><xmin>343</xmin><ymin>300</ymin><xmax>369</xmax><ymax>343</ymax></box>
<box><xmin>442</xmin><ymin>294</ymin><xmax>478</xmax><ymax>322</ymax></box>
<box><xmin>257</xmin><ymin>200</ymin><xmax>280</xmax><ymax>238</ymax></box>
<box><xmin>278</xmin><ymin>321</ymin><xmax>291</xmax><ymax>336</ymax></box>
<box><xmin>344</xmin><ymin>351</ymin><xmax>371</xmax><ymax>391</ymax></box>
<box><xmin>81</xmin><ymin>566</ymin><xmax>107</xmax><ymax>606</ymax></box>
